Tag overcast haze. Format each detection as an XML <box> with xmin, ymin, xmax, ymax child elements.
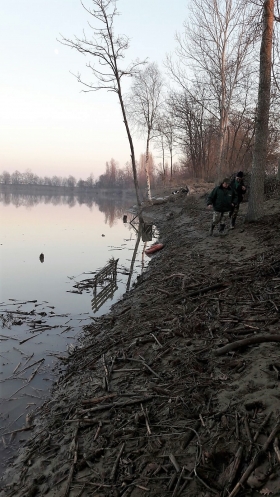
<box><xmin>0</xmin><ymin>0</ymin><xmax>189</xmax><ymax>181</ymax></box>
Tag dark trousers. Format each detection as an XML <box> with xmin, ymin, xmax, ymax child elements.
<box><xmin>229</xmin><ymin>204</ymin><xmax>240</xmax><ymax>225</ymax></box>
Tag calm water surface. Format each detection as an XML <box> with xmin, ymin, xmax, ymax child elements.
<box><xmin>0</xmin><ymin>192</ymin><xmax>158</xmax><ymax>476</ymax></box>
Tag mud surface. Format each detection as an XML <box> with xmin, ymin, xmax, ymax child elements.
<box><xmin>2</xmin><ymin>191</ymin><xmax>280</xmax><ymax>497</ymax></box>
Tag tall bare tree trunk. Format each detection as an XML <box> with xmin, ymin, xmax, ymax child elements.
<box><xmin>126</xmin><ymin>224</ymin><xmax>142</xmax><ymax>291</ymax></box>
<box><xmin>170</xmin><ymin>146</ymin><xmax>173</xmax><ymax>179</ymax></box>
<box><xmin>145</xmin><ymin>131</ymin><xmax>152</xmax><ymax>201</ymax></box>
<box><xmin>118</xmin><ymin>89</ymin><xmax>142</xmax><ymax>206</ymax></box>
<box><xmin>161</xmin><ymin>136</ymin><xmax>165</xmax><ymax>181</ymax></box>
<box><xmin>216</xmin><ymin>29</ymin><xmax>228</xmax><ymax>182</ymax></box>
<box><xmin>60</xmin><ymin>0</ymin><xmax>144</xmax><ymax>209</ymax></box>
<box><xmin>216</xmin><ymin>116</ymin><xmax>227</xmax><ymax>181</ymax></box>
<box><xmin>247</xmin><ymin>0</ymin><xmax>274</xmax><ymax>221</ymax></box>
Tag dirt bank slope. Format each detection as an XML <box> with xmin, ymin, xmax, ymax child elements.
<box><xmin>2</xmin><ymin>192</ymin><xmax>280</xmax><ymax>497</ymax></box>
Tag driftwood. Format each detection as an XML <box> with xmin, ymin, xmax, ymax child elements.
<box><xmin>81</xmin><ymin>393</ymin><xmax>117</xmax><ymax>405</ymax></box>
<box><xmin>19</xmin><ymin>332</ymin><xmax>43</xmax><ymax>345</ymax></box>
<box><xmin>110</xmin><ymin>442</ymin><xmax>125</xmax><ymax>481</ymax></box>
<box><xmin>181</xmin><ymin>421</ymin><xmax>200</xmax><ymax>450</ymax></box>
<box><xmin>228</xmin><ymin>445</ymin><xmax>243</xmax><ymax>485</ymax></box>
<box><xmin>187</xmin><ymin>282</ymin><xmax>227</xmax><ymax>297</ymax></box>
<box><xmin>228</xmin><ymin>421</ymin><xmax>280</xmax><ymax>497</ymax></box>
<box><xmin>215</xmin><ymin>334</ymin><xmax>280</xmax><ymax>355</ymax></box>
<box><xmin>63</xmin><ymin>426</ymin><xmax>79</xmax><ymax>497</ymax></box>
<box><xmin>253</xmin><ymin>411</ymin><xmax>272</xmax><ymax>443</ymax></box>
<box><xmin>79</xmin><ymin>396</ymin><xmax>153</xmax><ymax>414</ymax></box>
<box><xmin>273</xmin><ymin>436</ymin><xmax>280</xmax><ymax>463</ymax></box>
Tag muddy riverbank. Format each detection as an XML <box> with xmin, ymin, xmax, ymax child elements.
<box><xmin>2</xmin><ymin>191</ymin><xmax>280</xmax><ymax>497</ymax></box>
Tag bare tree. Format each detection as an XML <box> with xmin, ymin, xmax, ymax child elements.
<box><xmin>247</xmin><ymin>0</ymin><xmax>275</xmax><ymax>220</ymax></box>
<box><xmin>60</xmin><ymin>0</ymin><xmax>145</xmax><ymax>207</ymax></box>
<box><xmin>167</xmin><ymin>0</ymin><xmax>258</xmax><ymax>181</ymax></box>
<box><xmin>153</xmin><ymin>125</ymin><xmax>167</xmax><ymax>182</ymax></box>
<box><xmin>168</xmin><ymin>88</ymin><xmax>213</xmax><ymax>179</ymax></box>
<box><xmin>128</xmin><ymin>63</ymin><xmax>164</xmax><ymax>200</ymax></box>
<box><xmin>1</xmin><ymin>171</ymin><xmax>11</xmax><ymax>185</ymax></box>
<box><xmin>155</xmin><ymin>111</ymin><xmax>177</xmax><ymax>180</ymax></box>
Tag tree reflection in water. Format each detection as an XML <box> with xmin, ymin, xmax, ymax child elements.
<box><xmin>91</xmin><ymin>259</ymin><xmax>118</xmax><ymax>313</ymax></box>
<box><xmin>0</xmin><ymin>191</ymin><xmax>131</xmax><ymax>226</ymax></box>
<box><xmin>126</xmin><ymin>221</ymin><xmax>155</xmax><ymax>292</ymax></box>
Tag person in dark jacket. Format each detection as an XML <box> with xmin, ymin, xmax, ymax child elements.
<box><xmin>207</xmin><ymin>178</ymin><xmax>237</xmax><ymax>235</ymax></box>
<box><xmin>229</xmin><ymin>171</ymin><xmax>247</xmax><ymax>228</ymax></box>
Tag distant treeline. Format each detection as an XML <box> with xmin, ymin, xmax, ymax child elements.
<box><xmin>0</xmin><ymin>155</ymin><xmax>189</xmax><ymax>192</ymax></box>
<box><xmin>0</xmin><ymin>190</ymin><xmax>131</xmax><ymax>227</ymax></box>
<box><xmin>0</xmin><ymin>170</ymin><xmax>93</xmax><ymax>189</ymax></box>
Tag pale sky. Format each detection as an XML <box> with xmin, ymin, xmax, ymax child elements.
<box><xmin>0</xmin><ymin>1</ymin><xmax>189</xmax><ymax>181</ymax></box>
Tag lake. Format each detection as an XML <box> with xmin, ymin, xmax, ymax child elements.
<box><xmin>0</xmin><ymin>191</ymin><xmax>158</xmax><ymax>476</ymax></box>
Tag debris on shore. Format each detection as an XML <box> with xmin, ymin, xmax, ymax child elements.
<box><xmin>2</xmin><ymin>192</ymin><xmax>280</xmax><ymax>497</ymax></box>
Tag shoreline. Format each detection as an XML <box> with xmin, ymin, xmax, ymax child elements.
<box><xmin>2</xmin><ymin>192</ymin><xmax>280</xmax><ymax>496</ymax></box>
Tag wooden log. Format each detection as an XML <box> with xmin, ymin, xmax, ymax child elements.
<box><xmin>215</xmin><ymin>335</ymin><xmax>280</xmax><ymax>356</ymax></box>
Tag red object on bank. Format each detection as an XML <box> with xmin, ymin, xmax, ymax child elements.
<box><xmin>145</xmin><ymin>243</ymin><xmax>164</xmax><ymax>255</ymax></box>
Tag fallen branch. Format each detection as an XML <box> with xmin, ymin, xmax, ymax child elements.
<box><xmin>156</xmin><ymin>288</ymin><xmax>172</xmax><ymax>296</ymax></box>
<box><xmin>110</xmin><ymin>442</ymin><xmax>125</xmax><ymax>481</ymax></box>
<box><xmin>215</xmin><ymin>334</ymin><xmax>280</xmax><ymax>356</ymax></box>
<box><xmin>181</xmin><ymin>421</ymin><xmax>200</xmax><ymax>450</ymax></box>
<box><xmin>141</xmin><ymin>403</ymin><xmax>152</xmax><ymax>435</ymax></box>
<box><xmin>253</xmin><ymin>411</ymin><xmax>272</xmax><ymax>443</ymax></box>
<box><xmin>273</xmin><ymin>437</ymin><xmax>280</xmax><ymax>463</ymax></box>
<box><xmin>79</xmin><ymin>395</ymin><xmax>153</xmax><ymax>414</ymax></box>
<box><xmin>3</xmin><ymin>426</ymin><xmax>34</xmax><ymax>436</ymax></box>
<box><xmin>228</xmin><ymin>445</ymin><xmax>243</xmax><ymax>485</ymax></box>
<box><xmin>187</xmin><ymin>282</ymin><xmax>227</xmax><ymax>297</ymax></box>
<box><xmin>81</xmin><ymin>393</ymin><xmax>117</xmax><ymax>405</ymax></box>
<box><xmin>63</xmin><ymin>426</ymin><xmax>78</xmax><ymax>497</ymax></box>
<box><xmin>16</xmin><ymin>358</ymin><xmax>45</xmax><ymax>377</ymax></box>
<box><xmin>228</xmin><ymin>420</ymin><xmax>280</xmax><ymax>497</ymax></box>
<box><xmin>19</xmin><ymin>332</ymin><xmax>43</xmax><ymax>345</ymax></box>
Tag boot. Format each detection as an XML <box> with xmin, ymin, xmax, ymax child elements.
<box><xmin>209</xmin><ymin>223</ymin><xmax>215</xmax><ymax>236</ymax></box>
<box><xmin>230</xmin><ymin>217</ymin><xmax>236</xmax><ymax>229</ymax></box>
<box><xmin>219</xmin><ymin>223</ymin><xmax>225</xmax><ymax>233</ymax></box>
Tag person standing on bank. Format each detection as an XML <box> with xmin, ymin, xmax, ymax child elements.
<box><xmin>207</xmin><ymin>178</ymin><xmax>237</xmax><ymax>236</ymax></box>
<box><xmin>229</xmin><ymin>171</ymin><xmax>247</xmax><ymax>229</ymax></box>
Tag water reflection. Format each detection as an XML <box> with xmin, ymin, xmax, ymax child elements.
<box><xmin>0</xmin><ymin>191</ymin><xmax>131</xmax><ymax>227</ymax></box>
<box><xmin>126</xmin><ymin>220</ymin><xmax>152</xmax><ymax>292</ymax></box>
<box><xmin>92</xmin><ymin>280</ymin><xmax>118</xmax><ymax>313</ymax></box>
<box><xmin>91</xmin><ymin>259</ymin><xmax>118</xmax><ymax>313</ymax></box>
<box><xmin>142</xmin><ymin>223</ymin><xmax>153</xmax><ymax>242</ymax></box>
